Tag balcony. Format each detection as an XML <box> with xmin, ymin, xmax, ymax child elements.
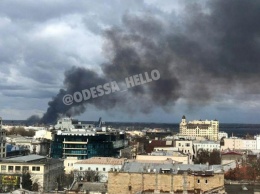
<box><xmin>63</xmin><ymin>141</ymin><xmax>88</xmax><ymax>144</ymax></box>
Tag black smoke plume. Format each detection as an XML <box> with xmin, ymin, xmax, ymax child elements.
<box><xmin>29</xmin><ymin>0</ymin><xmax>260</xmax><ymax>124</ymax></box>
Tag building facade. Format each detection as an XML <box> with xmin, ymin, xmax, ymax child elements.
<box><xmin>193</xmin><ymin>141</ymin><xmax>220</xmax><ymax>157</ymax></box>
<box><xmin>0</xmin><ymin>117</ymin><xmax>6</xmax><ymax>159</ymax></box>
<box><xmin>74</xmin><ymin>157</ymin><xmax>125</xmax><ymax>182</ymax></box>
<box><xmin>108</xmin><ymin>161</ymin><xmax>225</xmax><ymax>194</ymax></box>
<box><xmin>179</xmin><ymin>116</ymin><xmax>219</xmax><ymax>141</ymax></box>
<box><xmin>221</xmin><ymin>137</ymin><xmax>260</xmax><ymax>151</ymax></box>
<box><xmin>51</xmin><ymin>118</ymin><xmax>126</xmax><ymax>159</ymax></box>
<box><xmin>0</xmin><ymin>155</ymin><xmax>63</xmax><ymax>192</ymax></box>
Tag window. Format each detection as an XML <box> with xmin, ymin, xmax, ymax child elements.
<box><xmin>80</xmin><ymin>167</ymin><xmax>83</xmax><ymax>171</ymax></box>
<box><xmin>68</xmin><ymin>163</ymin><xmax>70</xmax><ymax>166</ymax></box>
<box><xmin>1</xmin><ymin>165</ymin><xmax>6</xmax><ymax>171</ymax></box>
<box><xmin>32</xmin><ymin>166</ymin><xmax>40</xmax><ymax>171</ymax></box>
<box><xmin>205</xmin><ymin>179</ymin><xmax>208</xmax><ymax>184</ymax></box>
<box><xmin>197</xmin><ymin>179</ymin><xmax>200</xmax><ymax>184</ymax></box>
<box><xmin>8</xmin><ymin>166</ymin><xmax>13</xmax><ymax>172</ymax></box>
<box><xmin>15</xmin><ymin>166</ymin><xmax>21</xmax><ymax>171</ymax></box>
<box><xmin>22</xmin><ymin>166</ymin><xmax>29</xmax><ymax>172</ymax></box>
<box><xmin>96</xmin><ymin>168</ymin><xmax>98</xmax><ymax>171</ymax></box>
<box><xmin>88</xmin><ymin>167</ymin><xmax>91</xmax><ymax>170</ymax></box>
<box><xmin>103</xmin><ymin>168</ymin><xmax>106</xmax><ymax>171</ymax></box>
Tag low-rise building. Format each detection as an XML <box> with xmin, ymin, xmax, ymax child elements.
<box><xmin>193</xmin><ymin>140</ymin><xmax>220</xmax><ymax>156</ymax></box>
<box><xmin>221</xmin><ymin>151</ymin><xmax>243</xmax><ymax>165</ymax></box>
<box><xmin>175</xmin><ymin>140</ymin><xmax>194</xmax><ymax>156</ymax></box>
<box><xmin>221</xmin><ymin>137</ymin><xmax>259</xmax><ymax>151</ymax></box>
<box><xmin>218</xmin><ymin>131</ymin><xmax>228</xmax><ymax>140</ymax></box>
<box><xmin>74</xmin><ymin>157</ymin><xmax>125</xmax><ymax>182</ymax></box>
<box><xmin>0</xmin><ymin>154</ymin><xmax>63</xmax><ymax>192</ymax></box>
<box><xmin>6</xmin><ymin>136</ymin><xmax>51</xmax><ymax>156</ymax></box>
<box><xmin>64</xmin><ymin>157</ymin><xmax>79</xmax><ymax>174</ymax></box>
<box><xmin>108</xmin><ymin>161</ymin><xmax>225</xmax><ymax>194</ymax></box>
<box><xmin>136</xmin><ymin>150</ymin><xmax>191</xmax><ymax>164</ymax></box>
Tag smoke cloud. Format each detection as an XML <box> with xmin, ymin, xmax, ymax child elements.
<box><xmin>30</xmin><ymin>0</ymin><xmax>260</xmax><ymax>123</ymax></box>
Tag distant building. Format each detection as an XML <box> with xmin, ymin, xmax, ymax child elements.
<box><xmin>193</xmin><ymin>140</ymin><xmax>220</xmax><ymax>157</ymax></box>
<box><xmin>221</xmin><ymin>137</ymin><xmax>260</xmax><ymax>150</ymax></box>
<box><xmin>6</xmin><ymin>144</ymin><xmax>30</xmax><ymax>157</ymax></box>
<box><xmin>0</xmin><ymin>117</ymin><xmax>6</xmax><ymax>159</ymax></box>
<box><xmin>6</xmin><ymin>136</ymin><xmax>50</xmax><ymax>156</ymax></box>
<box><xmin>218</xmin><ymin>131</ymin><xmax>228</xmax><ymax>140</ymax></box>
<box><xmin>108</xmin><ymin>161</ymin><xmax>225</xmax><ymax>194</ymax></box>
<box><xmin>221</xmin><ymin>150</ymin><xmax>243</xmax><ymax>165</ymax></box>
<box><xmin>179</xmin><ymin>115</ymin><xmax>219</xmax><ymax>141</ymax></box>
<box><xmin>0</xmin><ymin>155</ymin><xmax>63</xmax><ymax>192</ymax></box>
<box><xmin>64</xmin><ymin>157</ymin><xmax>79</xmax><ymax>174</ymax></box>
<box><xmin>145</xmin><ymin>140</ymin><xmax>173</xmax><ymax>154</ymax></box>
<box><xmin>51</xmin><ymin>118</ymin><xmax>126</xmax><ymax>159</ymax></box>
<box><xmin>136</xmin><ymin>150</ymin><xmax>191</xmax><ymax>164</ymax></box>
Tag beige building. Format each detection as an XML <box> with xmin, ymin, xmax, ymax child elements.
<box><xmin>0</xmin><ymin>155</ymin><xmax>64</xmax><ymax>192</ymax></box>
<box><xmin>221</xmin><ymin>137</ymin><xmax>259</xmax><ymax>151</ymax></box>
<box><xmin>179</xmin><ymin>116</ymin><xmax>219</xmax><ymax>141</ymax></box>
<box><xmin>108</xmin><ymin>161</ymin><xmax>225</xmax><ymax>194</ymax></box>
<box><xmin>64</xmin><ymin>157</ymin><xmax>79</xmax><ymax>174</ymax></box>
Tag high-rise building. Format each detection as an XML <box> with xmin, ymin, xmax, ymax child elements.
<box><xmin>179</xmin><ymin>115</ymin><xmax>219</xmax><ymax>141</ymax></box>
<box><xmin>0</xmin><ymin>117</ymin><xmax>6</xmax><ymax>159</ymax></box>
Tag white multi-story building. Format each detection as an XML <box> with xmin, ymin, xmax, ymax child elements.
<box><xmin>256</xmin><ymin>135</ymin><xmax>260</xmax><ymax>150</ymax></box>
<box><xmin>175</xmin><ymin>140</ymin><xmax>194</xmax><ymax>155</ymax></box>
<box><xmin>218</xmin><ymin>131</ymin><xmax>228</xmax><ymax>140</ymax></box>
<box><xmin>179</xmin><ymin>116</ymin><xmax>219</xmax><ymax>141</ymax></box>
<box><xmin>193</xmin><ymin>141</ymin><xmax>220</xmax><ymax>156</ymax></box>
<box><xmin>0</xmin><ymin>117</ymin><xmax>6</xmax><ymax>159</ymax></box>
<box><xmin>74</xmin><ymin>157</ymin><xmax>125</xmax><ymax>182</ymax></box>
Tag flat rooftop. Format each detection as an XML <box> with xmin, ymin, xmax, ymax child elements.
<box><xmin>75</xmin><ymin>157</ymin><xmax>125</xmax><ymax>165</ymax></box>
<box><xmin>4</xmin><ymin>154</ymin><xmax>46</xmax><ymax>162</ymax></box>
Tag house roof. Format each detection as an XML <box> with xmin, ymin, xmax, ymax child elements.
<box><xmin>221</xmin><ymin>151</ymin><xmax>242</xmax><ymax>156</ymax></box>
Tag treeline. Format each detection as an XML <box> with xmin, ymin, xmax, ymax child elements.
<box><xmin>193</xmin><ymin>149</ymin><xmax>221</xmax><ymax>165</ymax></box>
<box><xmin>225</xmin><ymin>158</ymin><xmax>260</xmax><ymax>181</ymax></box>
<box><xmin>6</xmin><ymin>127</ymin><xmax>35</xmax><ymax>137</ymax></box>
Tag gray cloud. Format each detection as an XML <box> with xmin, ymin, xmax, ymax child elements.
<box><xmin>1</xmin><ymin>0</ymin><xmax>260</xmax><ymax>123</ymax></box>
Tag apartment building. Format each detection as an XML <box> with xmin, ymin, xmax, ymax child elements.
<box><xmin>179</xmin><ymin>116</ymin><xmax>219</xmax><ymax>141</ymax></box>
<box><xmin>0</xmin><ymin>155</ymin><xmax>63</xmax><ymax>192</ymax></box>
<box><xmin>0</xmin><ymin>117</ymin><xmax>6</xmax><ymax>159</ymax></box>
<box><xmin>221</xmin><ymin>137</ymin><xmax>260</xmax><ymax>150</ymax></box>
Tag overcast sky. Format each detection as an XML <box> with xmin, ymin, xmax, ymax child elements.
<box><xmin>1</xmin><ymin>0</ymin><xmax>260</xmax><ymax>124</ymax></box>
